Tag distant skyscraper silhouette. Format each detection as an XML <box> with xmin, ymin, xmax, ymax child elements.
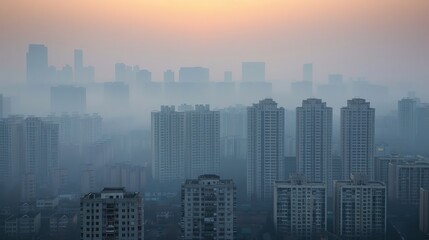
<box><xmin>296</xmin><ymin>98</ymin><xmax>332</xmax><ymax>183</ymax></box>
<box><xmin>242</xmin><ymin>62</ymin><xmax>265</xmax><ymax>82</ymax></box>
<box><xmin>179</xmin><ymin>67</ymin><xmax>209</xmax><ymax>82</ymax></box>
<box><xmin>74</xmin><ymin>49</ymin><xmax>83</xmax><ymax>80</ymax></box>
<box><xmin>136</xmin><ymin>69</ymin><xmax>151</xmax><ymax>82</ymax></box>
<box><xmin>74</xmin><ymin>49</ymin><xmax>94</xmax><ymax>82</ymax></box>
<box><xmin>26</xmin><ymin>44</ymin><xmax>48</xmax><ymax>84</ymax></box>
<box><xmin>224</xmin><ymin>71</ymin><xmax>232</xmax><ymax>82</ymax></box>
<box><xmin>58</xmin><ymin>64</ymin><xmax>73</xmax><ymax>82</ymax></box>
<box><xmin>398</xmin><ymin>98</ymin><xmax>418</xmax><ymax>153</ymax></box>
<box><xmin>303</xmin><ymin>63</ymin><xmax>313</xmax><ymax>82</ymax></box>
<box><xmin>247</xmin><ymin>98</ymin><xmax>285</xmax><ymax>200</ymax></box>
<box><xmin>163</xmin><ymin>69</ymin><xmax>175</xmax><ymax>82</ymax></box>
<box><xmin>341</xmin><ymin>98</ymin><xmax>375</xmax><ymax>180</ymax></box>
<box><xmin>0</xmin><ymin>94</ymin><xmax>3</xmax><ymax>118</ymax></box>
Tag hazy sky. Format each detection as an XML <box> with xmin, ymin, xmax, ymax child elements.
<box><xmin>1</xmin><ymin>0</ymin><xmax>428</xmax><ymax>85</ymax></box>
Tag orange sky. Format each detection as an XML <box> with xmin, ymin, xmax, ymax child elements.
<box><xmin>1</xmin><ymin>0</ymin><xmax>429</xmax><ymax>85</ymax></box>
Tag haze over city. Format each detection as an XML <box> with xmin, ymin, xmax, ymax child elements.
<box><xmin>0</xmin><ymin>1</ymin><xmax>429</xmax><ymax>240</ymax></box>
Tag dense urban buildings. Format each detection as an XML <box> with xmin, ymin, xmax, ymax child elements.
<box><xmin>333</xmin><ymin>174</ymin><xmax>386</xmax><ymax>239</ymax></box>
<box><xmin>181</xmin><ymin>175</ymin><xmax>236</xmax><ymax>240</ymax></box>
<box><xmin>341</xmin><ymin>98</ymin><xmax>375</xmax><ymax>180</ymax></box>
<box><xmin>247</xmin><ymin>98</ymin><xmax>285</xmax><ymax>201</ymax></box>
<box><xmin>274</xmin><ymin>175</ymin><xmax>327</xmax><ymax>238</ymax></box>
<box><xmin>80</xmin><ymin>187</ymin><xmax>144</xmax><ymax>240</ymax></box>
<box><xmin>0</xmin><ymin>116</ymin><xmax>59</xmax><ymax>201</ymax></box>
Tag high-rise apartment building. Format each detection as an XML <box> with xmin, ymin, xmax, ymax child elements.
<box><xmin>341</xmin><ymin>98</ymin><xmax>375</xmax><ymax>180</ymax></box>
<box><xmin>181</xmin><ymin>175</ymin><xmax>236</xmax><ymax>240</ymax></box>
<box><xmin>274</xmin><ymin>175</ymin><xmax>327</xmax><ymax>238</ymax></box>
<box><xmin>296</xmin><ymin>98</ymin><xmax>332</xmax><ymax>183</ymax></box>
<box><xmin>80</xmin><ymin>187</ymin><xmax>144</xmax><ymax>240</ymax></box>
<box><xmin>333</xmin><ymin>174</ymin><xmax>386</xmax><ymax>239</ymax></box>
<box><xmin>151</xmin><ymin>106</ymin><xmax>185</xmax><ymax>182</ymax></box>
<box><xmin>151</xmin><ymin>105</ymin><xmax>220</xmax><ymax>181</ymax></box>
<box><xmin>388</xmin><ymin>160</ymin><xmax>429</xmax><ymax>205</ymax></box>
<box><xmin>185</xmin><ymin>105</ymin><xmax>220</xmax><ymax>178</ymax></box>
<box><xmin>247</xmin><ymin>98</ymin><xmax>285</xmax><ymax>200</ymax></box>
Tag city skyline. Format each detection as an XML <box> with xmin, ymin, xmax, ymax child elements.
<box><xmin>1</xmin><ymin>1</ymin><xmax>429</xmax><ymax>87</ymax></box>
<box><xmin>1</xmin><ymin>1</ymin><xmax>429</xmax><ymax>239</ymax></box>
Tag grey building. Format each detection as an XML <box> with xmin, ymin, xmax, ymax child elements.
<box><xmin>333</xmin><ymin>174</ymin><xmax>386</xmax><ymax>239</ymax></box>
<box><xmin>296</xmin><ymin>98</ymin><xmax>332</xmax><ymax>183</ymax></box>
<box><xmin>80</xmin><ymin>187</ymin><xmax>144</xmax><ymax>240</ymax></box>
<box><xmin>341</xmin><ymin>98</ymin><xmax>375</xmax><ymax>180</ymax></box>
<box><xmin>181</xmin><ymin>175</ymin><xmax>236</xmax><ymax>240</ymax></box>
<box><xmin>247</xmin><ymin>98</ymin><xmax>285</xmax><ymax>200</ymax></box>
<box><xmin>274</xmin><ymin>175</ymin><xmax>327</xmax><ymax>238</ymax></box>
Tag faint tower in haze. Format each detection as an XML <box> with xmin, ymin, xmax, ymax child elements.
<box><xmin>224</xmin><ymin>71</ymin><xmax>232</xmax><ymax>82</ymax></box>
<box><xmin>136</xmin><ymin>69</ymin><xmax>152</xmax><ymax>82</ymax></box>
<box><xmin>398</xmin><ymin>98</ymin><xmax>418</xmax><ymax>153</ymax></box>
<box><xmin>74</xmin><ymin>49</ymin><xmax>94</xmax><ymax>82</ymax></box>
<box><xmin>26</xmin><ymin>44</ymin><xmax>48</xmax><ymax>84</ymax></box>
<box><xmin>74</xmin><ymin>49</ymin><xmax>83</xmax><ymax>80</ymax></box>
<box><xmin>163</xmin><ymin>69</ymin><xmax>175</xmax><ymax>82</ymax></box>
<box><xmin>179</xmin><ymin>67</ymin><xmax>209</xmax><ymax>82</ymax></box>
<box><xmin>303</xmin><ymin>63</ymin><xmax>313</xmax><ymax>82</ymax></box>
<box><xmin>242</xmin><ymin>62</ymin><xmax>265</xmax><ymax>82</ymax></box>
